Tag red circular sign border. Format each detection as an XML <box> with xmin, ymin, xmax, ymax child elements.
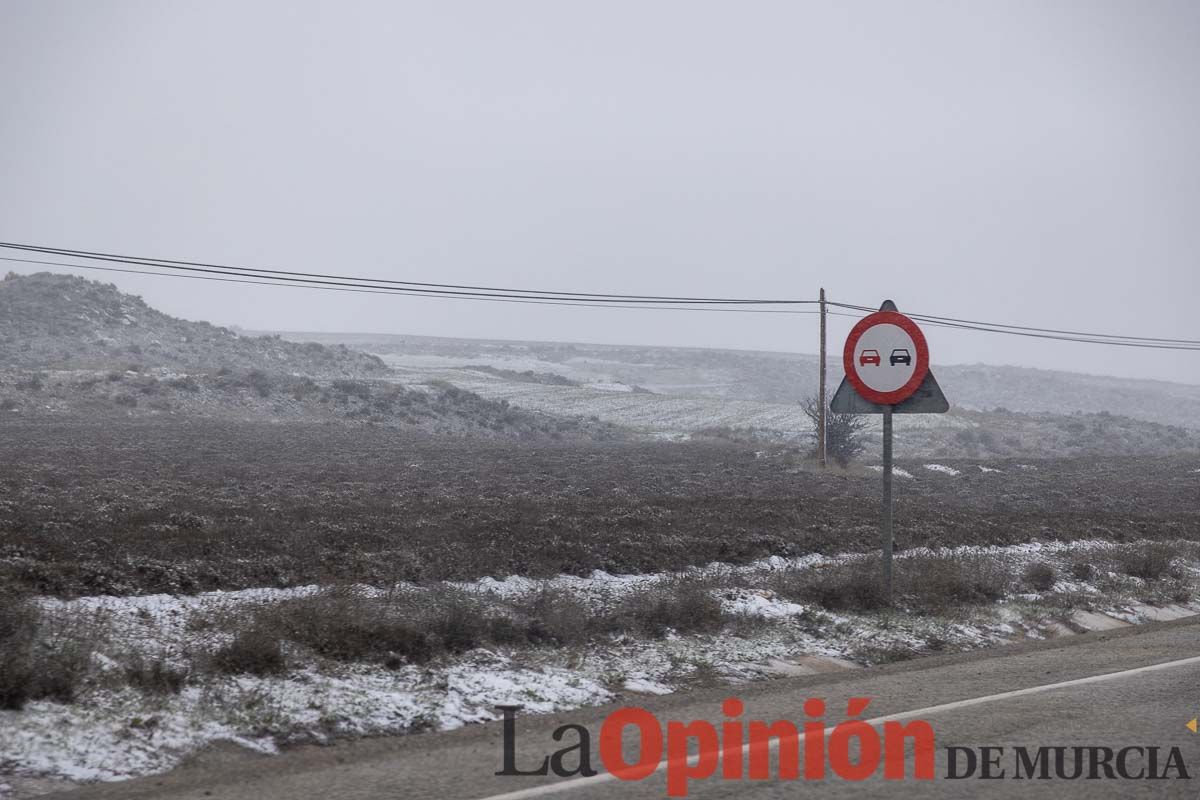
<box><xmin>842</xmin><ymin>311</ymin><xmax>930</xmax><ymax>405</ymax></box>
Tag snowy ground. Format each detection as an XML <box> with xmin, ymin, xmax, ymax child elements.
<box><xmin>1</xmin><ymin>539</ymin><xmax>1197</xmax><ymax>793</ymax></box>
<box><xmin>374</xmin><ymin>353</ymin><xmax>968</xmax><ymax>440</ymax></box>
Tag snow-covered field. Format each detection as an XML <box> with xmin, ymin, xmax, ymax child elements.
<box><xmin>2</xmin><ymin>539</ymin><xmax>1196</xmax><ymax>792</ymax></box>
<box><xmin>376</xmin><ymin>353</ymin><xmax>970</xmax><ymax>440</ymax></box>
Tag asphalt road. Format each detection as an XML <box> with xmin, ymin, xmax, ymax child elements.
<box><xmin>53</xmin><ymin>617</ymin><xmax>1200</xmax><ymax>800</ymax></box>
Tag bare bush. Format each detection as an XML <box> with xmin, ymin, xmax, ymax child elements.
<box><xmin>1069</xmin><ymin>560</ymin><xmax>1095</xmax><ymax>581</ymax></box>
<box><xmin>777</xmin><ymin>552</ymin><xmax>1015</xmax><ymax>614</ymax></box>
<box><xmin>211</xmin><ymin>629</ymin><xmax>287</xmax><ymax>676</ymax></box>
<box><xmin>851</xmin><ymin>641</ymin><xmax>921</xmax><ymax>665</ymax></box>
<box><xmin>124</xmin><ymin>654</ymin><xmax>188</xmax><ymax>694</ymax></box>
<box><xmin>509</xmin><ymin>579</ymin><xmax>728</xmax><ymax>644</ymax></box>
<box><xmin>241</xmin><ymin>587</ymin><xmax>527</xmax><ymax>666</ymax></box>
<box><xmin>331</xmin><ymin>379</ymin><xmax>372</xmax><ymax>402</ymax></box>
<box><xmin>0</xmin><ymin>591</ymin><xmax>38</xmax><ymax>709</ymax></box>
<box><xmin>775</xmin><ymin>560</ymin><xmax>888</xmax><ymax>612</ymax></box>
<box><xmin>245</xmin><ymin>369</ymin><xmax>274</xmax><ymax>398</ymax></box>
<box><xmin>1108</xmin><ymin>542</ymin><xmax>1182</xmax><ymax>581</ymax></box>
<box><xmin>615</xmin><ymin>578</ymin><xmax>727</xmax><ymax>637</ymax></box>
<box><xmin>0</xmin><ymin>594</ymin><xmax>93</xmax><ymax>709</ymax></box>
<box><xmin>800</xmin><ymin>395</ymin><xmax>869</xmax><ymax>465</ymax></box>
<box><xmin>252</xmin><ymin>590</ymin><xmax>432</xmax><ymax>665</ymax></box>
<box><xmin>1024</xmin><ymin>561</ymin><xmax>1057</xmax><ymax>592</ymax></box>
<box><xmin>506</xmin><ymin>587</ymin><xmax>596</xmax><ymax>646</ymax></box>
<box><xmin>898</xmin><ymin>552</ymin><xmax>1013</xmax><ymax>613</ymax></box>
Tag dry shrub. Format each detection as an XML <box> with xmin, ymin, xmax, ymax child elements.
<box><xmin>774</xmin><ymin>560</ymin><xmax>889</xmax><ymax>612</ymax></box>
<box><xmin>852</xmin><ymin>641</ymin><xmax>920</xmax><ymax>665</ymax></box>
<box><xmin>245</xmin><ymin>587</ymin><xmax>526</xmax><ymax>667</ymax></box>
<box><xmin>0</xmin><ymin>593</ymin><xmax>94</xmax><ymax>709</ymax></box>
<box><xmin>211</xmin><ymin>628</ymin><xmax>287</xmax><ymax>676</ymax></box>
<box><xmin>775</xmin><ymin>552</ymin><xmax>1015</xmax><ymax>614</ymax></box>
<box><xmin>1108</xmin><ymin>542</ymin><xmax>1181</xmax><ymax>581</ymax></box>
<box><xmin>239</xmin><ymin>578</ymin><xmax>733</xmax><ymax>669</ymax></box>
<box><xmin>0</xmin><ymin>591</ymin><xmax>38</xmax><ymax>709</ymax></box>
<box><xmin>1069</xmin><ymin>560</ymin><xmax>1095</xmax><ymax>581</ymax></box>
<box><xmin>898</xmin><ymin>552</ymin><xmax>1013</xmax><ymax>613</ymax></box>
<box><xmin>509</xmin><ymin>587</ymin><xmax>597</xmax><ymax>646</ymax></box>
<box><xmin>509</xmin><ymin>578</ymin><xmax>728</xmax><ymax>644</ymax></box>
<box><xmin>1024</xmin><ymin>561</ymin><xmax>1057</xmax><ymax>592</ymax></box>
<box><xmin>615</xmin><ymin>578</ymin><xmax>727</xmax><ymax>637</ymax></box>
<box><xmin>252</xmin><ymin>590</ymin><xmax>432</xmax><ymax>665</ymax></box>
<box><xmin>124</xmin><ymin>654</ymin><xmax>188</xmax><ymax>694</ymax></box>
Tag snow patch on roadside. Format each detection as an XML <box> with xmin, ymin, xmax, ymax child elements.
<box><xmin>923</xmin><ymin>464</ymin><xmax>961</xmax><ymax>476</ymax></box>
<box><xmin>4</xmin><ymin>538</ymin><xmax>1198</xmax><ymax>789</ymax></box>
<box><xmin>0</xmin><ymin>655</ymin><xmax>609</xmax><ymax>784</ymax></box>
<box><xmin>867</xmin><ymin>465</ymin><xmax>914</xmax><ymax>479</ymax></box>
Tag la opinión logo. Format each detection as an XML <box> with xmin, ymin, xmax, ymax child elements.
<box><xmin>497</xmin><ymin>697</ymin><xmax>935</xmax><ymax>797</ymax></box>
<box><xmin>496</xmin><ymin>700</ymin><xmax>1192</xmax><ymax>796</ymax></box>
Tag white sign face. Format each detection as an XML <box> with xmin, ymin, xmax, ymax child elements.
<box><xmin>842</xmin><ymin>310</ymin><xmax>931</xmax><ymax>406</ymax></box>
<box><xmin>852</xmin><ymin>323</ymin><xmax>917</xmax><ymax>394</ymax></box>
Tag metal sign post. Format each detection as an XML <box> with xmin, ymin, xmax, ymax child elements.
<box><xmin>830</xmin><ymin>300</ymin><xmax>949</xmax><ymax>605</ymax></box>
<box><xmin>881</xmin><ymin>405</ymin><xmax>893</xmax><ymax>600</ymax></box>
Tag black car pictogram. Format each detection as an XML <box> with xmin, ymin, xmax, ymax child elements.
<box><xmin>889</xmin><ymin>348</ymin><xmax>911</xmax><ymax>366</ymax></box>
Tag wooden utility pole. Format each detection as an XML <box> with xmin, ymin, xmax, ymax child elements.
<box><xmin>818</xmin><ymin>287</ymin><xmax>827</xmax><ymax>467</ymax></box>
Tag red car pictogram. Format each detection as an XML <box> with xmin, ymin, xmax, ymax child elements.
<box><xmin>859</xmin><ymin>349</ymin><xmax>881</xmax><ymax>366</ymax></box>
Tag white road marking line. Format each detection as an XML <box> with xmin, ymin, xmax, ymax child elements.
<box><xmin>474</xmin><ymin>654</ymin><xmax>1200</xmax><ymax>799</ymax></box>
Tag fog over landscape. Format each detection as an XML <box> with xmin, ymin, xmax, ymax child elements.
<box><xmin>2</xmin><ymin>1</ymin><xmax>1198</xmax><ymax>383</ymax></box>
<box><xmin>2</xmin><ymin>3</ymin><xmax>1200</xmax><ymax>798</ymax></box>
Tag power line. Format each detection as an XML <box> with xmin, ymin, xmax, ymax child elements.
<box><xmin>3</xmin><ymin>240</ymin><xmax>1196</xmax><ymax>351</ymax></box>
<box><xmin>829</xmin><ymin>301</ymin><xmax>1200</xmax><ymax>347</ymax></box>
<box><xmin>0</xmin><ymin>256</ymin><xmax>851</xmax><ymax>316</ymax></box>
<box><xmin>831</xmin><ymin>299</ymin><xmax>1200</xmax><ymax>351</ymax></box>
<box><xmin>906</xmin><ymin>316</ymin><xmax>1200</xmax><ymax>351</ymax></box>
<box><xmin>0</xmin><ymin>241</ymin><xmax>815</xmax><ymax>306</ymax></box>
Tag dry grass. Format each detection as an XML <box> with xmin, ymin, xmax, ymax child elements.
<box><xmin>774</xmin><ymin>551</ymin><xmax>1014</xmax><ymax>614</ymax></box>
<box><xmin>217</xmin><ymin>578</ymin><xmax>734</xmax><ymax>670</ymax></box>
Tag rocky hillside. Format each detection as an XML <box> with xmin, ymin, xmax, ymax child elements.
<box><xmin>0</xmin><ymin>273</ymin><xmax>622</xmax><ymax>440</ymax></box>
<box><xmin>0</xmin><ymin>272</ymin><xmax>386</xmax><ymax>377</ymax></box>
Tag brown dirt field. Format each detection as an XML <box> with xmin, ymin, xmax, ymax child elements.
<box><xmin>0</xmin><ymin>419</ymin><xmax>1196</xmax><ymax>597</ymax></box>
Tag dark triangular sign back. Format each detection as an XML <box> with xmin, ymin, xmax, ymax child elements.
<box><xmin>830</xmin><ymin>369</ymin><xmax>949</xmax><ymax>414</ymax></box>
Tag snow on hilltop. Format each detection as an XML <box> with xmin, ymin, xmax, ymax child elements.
<box><xmin>0</xmin><ymin>272</ymin><xmax>386</xmax><ymax>378</ymax></box>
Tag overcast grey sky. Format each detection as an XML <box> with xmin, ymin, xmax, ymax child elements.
<box><xmin>2</xmin><ymin>1</ymin><xmax>1197</xmax><ymax>383</ymax></box>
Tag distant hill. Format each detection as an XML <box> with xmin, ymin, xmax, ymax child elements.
<box><xmin>0</xmin><ymin>273</ymin><xmax>621</xmax><ymax>441</ymax></box>
<box><xmin>266</xmin><ymin>331</ymin><xmax>1199</xmax><ymax>458</ymax></box>
<box><xmin>284</xmin><ymin>331</ymin><xmax>1200</xmax><ymax>430</ymax></box>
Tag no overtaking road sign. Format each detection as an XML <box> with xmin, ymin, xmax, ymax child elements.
<box><xmin>828</xmin><ymin>300</ymin><xmax>950</xmax><ymax>603</ymax></box>
<box><xmin>830</xmin><ymin>302</ymin><xmax>948</xmax><ymax>414</ymax></box>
